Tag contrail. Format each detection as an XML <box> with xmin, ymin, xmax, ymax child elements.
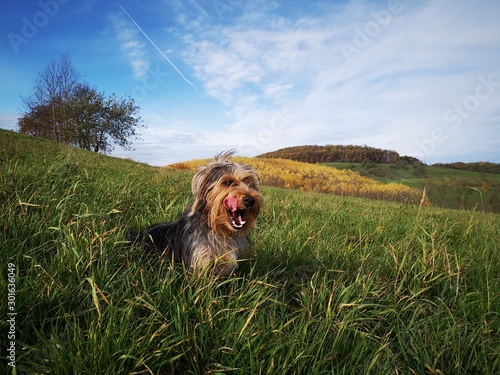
<box><xmin>116</xmin><ymin>1</ymin><xmax>198</xmax><ymax>91</ymax></box>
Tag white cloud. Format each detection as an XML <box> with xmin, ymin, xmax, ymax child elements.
<box><xmin>0</xmin><ymin>112</ymin><xmax>18</xmax><ymax>131</ymax></box>
<box><xmin>110</xmin><ymin>13</ymin><xmax>150</xmax><ymax>80</ymax></box>
<box><xmin>109</xmin><ymin>0</ymin><xmax>499</xmax><ymax>165</ymax></box>
<box><xmin>171</xmin><ymin>0</ymin><xmax>500</xmax><ymax>163</ymax></box>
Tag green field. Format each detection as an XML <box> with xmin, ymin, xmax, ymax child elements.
<box><xmin>323</xmin><ymin>162</ymin><xmax>500</xmax><ymax>213</ymax></box>
<box><xmin>1</xmin><ymin>130</ymin><xmax>499</xmax><ymax>374</ymax></box>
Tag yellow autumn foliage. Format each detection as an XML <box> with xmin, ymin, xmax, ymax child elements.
<box><xmin>168</xmin><ymin>157</ymin><xmax>427</xmax><ymax>205</ymax></box>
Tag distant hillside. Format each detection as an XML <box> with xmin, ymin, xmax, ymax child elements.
<box><xmin>170</xmin><ymin>157</ymin><xmax>427</xmax><ymax>205</ymax></box>
<box><xmin>323</xmin><ymin>162</ymin><xmax>500</xmax><ymax>213</ymax></box>
<box><xmin>258</xmin><ymin>145</ymin><xmax>423</xmax><ymax>165</ymax></box>
<box><xmin>433</xmin><ymin>162</ymin><xmax>500</xmax><ymax>175</ymax></box>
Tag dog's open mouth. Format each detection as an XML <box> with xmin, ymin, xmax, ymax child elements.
<box><xmin>224</xmin><ymin>197</ymin><xmax>246</xmax><ymax>230</ymax></box>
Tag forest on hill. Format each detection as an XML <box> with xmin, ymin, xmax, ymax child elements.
<box><xmin>258</xmin><ymin>145</ymin><xmax>423</xmax><ymax>165</ymax></box>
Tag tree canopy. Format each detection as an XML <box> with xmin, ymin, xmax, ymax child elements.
<box><xmin>258</xmin><ymin>145</ymin><xmax>424</xmax><ymax>165</ymax></box>
<box><xmin>18</xmin><ymin>54</ymin><xmax>145</xmax><ymax>153</ymax></box>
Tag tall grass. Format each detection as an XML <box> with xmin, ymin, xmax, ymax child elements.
<box><xmin>1</xmin><ymin>131</ymin><xmax>499</xmax><ymax>374</ymax></box>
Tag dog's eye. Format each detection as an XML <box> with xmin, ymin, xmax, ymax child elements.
<box><xmin>223</xmin><ymin>180</ymin><xmax>233</xmax><ymax>186</ymax></box>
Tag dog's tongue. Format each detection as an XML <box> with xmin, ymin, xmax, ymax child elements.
<box><xmin>224</xmin><ymin>197</ymin><xmax>245</xmax><ymax>228</ymax></box>
<box><xmin>224</xmin><ymin>197</ymin><xmax>239</xmax><ymax>212</ymax></box>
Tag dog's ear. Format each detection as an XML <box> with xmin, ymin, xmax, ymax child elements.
<box><xmin>191</xmin><ymin>169</ymin><xmax>204</xmax><ymax>196</ymax></box>
<box><xmin>190</xmin><ymin>169</ymin><xmax>208</xmax><ymax>215</ymax></box>
<box><xmin>190</xmin><ymin>162</ymin><xmax>216</xmax><ymax>213</ymax></box>
<box><xmin>189</xmin><ymin>196</ymin><xmax>203</xmax><ymax>216</ymax></box>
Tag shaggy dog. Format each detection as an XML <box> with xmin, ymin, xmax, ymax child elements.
<box><xmin>144</xmin><ymin>151</ymin><xmax>263</xmax><ymax>276</ymax></box>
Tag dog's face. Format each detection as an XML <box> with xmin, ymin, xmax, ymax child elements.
<box><xmin>190</xmin><ymin>152</ymin><xmax>263</xmax><ymax>237</ymax></box>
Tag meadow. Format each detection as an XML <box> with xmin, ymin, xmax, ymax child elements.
<box><xmin>323</xmin><ymin>162</ymin><xmax>500</xmax><ymax>213</ymax></box>
<box><xmin>1</xmin><ymin>130</ymin><xmax>499</xmax><ymax>374</ymax></box>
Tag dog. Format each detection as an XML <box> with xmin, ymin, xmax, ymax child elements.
<box><xmin>144</xmin><ymin>151</ymin><xmax>263</xmax><ymax>277</ymax></box>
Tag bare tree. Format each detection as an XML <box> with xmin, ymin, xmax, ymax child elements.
<box><xmin>18</xmin><ymin>54</ymin><xmax>145</xmax><ymax>153</ymax></box>
<box><xmin>20</xmin><ymin>53</ymin><xmax>79</xmax><ymax>143</ymax></box>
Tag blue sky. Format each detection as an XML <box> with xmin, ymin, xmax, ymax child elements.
<box><xmin>1</xmin><ymin>0</ymin><xmax>499</xmax><ymax>165</ymax></box>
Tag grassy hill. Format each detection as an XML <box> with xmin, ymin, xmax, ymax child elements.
<box><xmin>257</xmin><ymin>144</ymin><xmax>499</xmax><ymax>212</ymax></box>
<box><xmin>1</xmin><ymin>130</ymin><xmax>499</xmax><ymax>374</ymax></box>
<box><xmin>173</xmin><ymin>157</ymin><xmax>426</xmax><ymax>205</ymax></box>
<box><xmin>323</xmin><ymin>162</ymin><xmax>500</xmax><ymax>212</ymax></box>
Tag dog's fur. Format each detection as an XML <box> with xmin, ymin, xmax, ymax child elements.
<box><xmin>144</xmin><ymin>151</ymin><xmax>263</xmax><ymax>276</ymax></box>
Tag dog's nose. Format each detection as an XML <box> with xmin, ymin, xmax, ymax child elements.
<box><xmin>243</xmin><ymin>196</ymin><xmax>256</xmax><ymax>208</ymax></box>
